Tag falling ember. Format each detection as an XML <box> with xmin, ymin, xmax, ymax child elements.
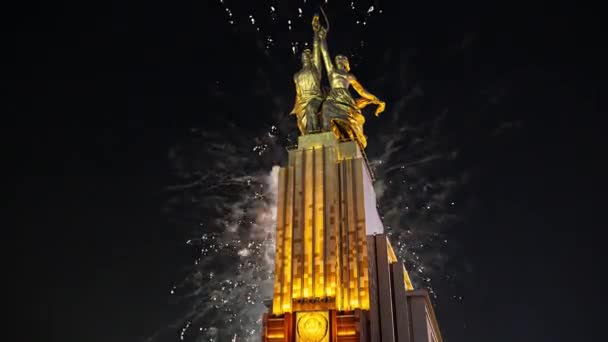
<box><xmin>265</xmin><ymin>36</ymin><xmax>274</xmax><ymax>50</ymax></box>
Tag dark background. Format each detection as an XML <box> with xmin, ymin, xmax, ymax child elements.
<box><xmin>8</xmin><ymin>1</ymin><xmax>605</xmax><ymax>341</ymax></box>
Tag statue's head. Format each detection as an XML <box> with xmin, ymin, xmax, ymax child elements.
<box><xmin>301</xmin><ymin>49</ymin><xmax>313</xmax><ymax>66</ymax></box>
<box><xmin>335</xmin><ymin>55</ymin><xmax>350</xmax><ymax>72</ymax></box>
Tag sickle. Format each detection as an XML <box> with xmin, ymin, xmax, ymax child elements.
<box><xmin>320</xmin><ymin>7</ymin><xmax>330</xmax><ymax>33</ymax></box>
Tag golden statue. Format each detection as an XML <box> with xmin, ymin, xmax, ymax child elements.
<box><xmin>290</xmin><ymin>15</ymin><xmax>325</xmax><ymax>134</ymax></box>
<box><xmin>316</xmin><ymin>16</ymin><xmax>385</xmax><ymax>149</ymax></box>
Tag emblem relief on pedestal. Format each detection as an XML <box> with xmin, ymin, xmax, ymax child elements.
<box><xmin>296</xmin><ymin>311</ymin><xmax>329</xmax><ymax>342</ymax></box>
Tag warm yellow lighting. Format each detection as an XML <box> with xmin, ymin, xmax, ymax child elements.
<box><xmin>387</xmin><ymin>239</ymin><xmax>398</xmax><ymax>263</ymax></box>
<box><xmin>337</xmin><ymin>329</ymin><xmax>357</xmax><ymax>336</ymax></box>
<box><xmin>267</xmin><ymin>333</ymin><xmax>285</xmax><ymax>338</ymax></box>
<box><xmin>314</xmin><ymin>147</ymin><xmax>325</xmax><ymax>299</ymax></box>
<box><xmin>297</xmin><ymin>132</ymin><xmax>338</xmax><ymax>150</ymax></box>
<box><xmin>272</xmin><ymin>168</ymin><xmax>287</xmax><ymax>315</ymax></box>
<box><xmin>283</xmin><ymin>163</ymin><xmax>295</xmax><ymax>313</ymax></box>
<box><xmin>271</xmin><ymin>137</ymin><xmax>374</xmax><ymax>313</ymax></box>
<box><xmin>304</xmin><ymin>149</ymin><xmax>314</xmax><ymax>299</ymax></box>
<box><xmin>403</xmin><ymin>264</ymin><xmax>414</xmax><ymax>291</ymax></box>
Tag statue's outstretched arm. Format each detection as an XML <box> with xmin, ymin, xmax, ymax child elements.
<box><xmin>311</xmin><ymin>14</ymin><xmax>323</xmax><ymax>78</ymax></box>
<box><xmin>350</xmin><ymin>75</ymin><xmax>386</xmax><ymax>116</ymax></box>
<box><xmin>350</xmin><ymin>76</ymin><xmax>378</xmax><ymax>101</ymax></box>
<box><xmin>319</xmin><ymin>31</ymin><xmax>334</xmax><ymax>75</ymax></box>
<box><xmin>312</xmin><ymin>32</ymin><xmax>322</xmax><ymax>78</ymax></box>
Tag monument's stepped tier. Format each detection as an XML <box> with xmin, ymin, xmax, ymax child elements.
<box><xmin>367</xmin><ymin>235</ymin><xmax>441</xmax><ymax>342</ymax></box>
<box><xmin>273</xmin><ymin>133</ymin><xmax>381</xmax><ymax>314</ymax></box>
<box><xmin>264</xmin><ymin>133</ymin><xmax>442</xmax><ymax>342</ymax></box>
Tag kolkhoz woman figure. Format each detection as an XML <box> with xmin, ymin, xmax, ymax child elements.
<box><xmin>317</xmin><ymin>23</ymin><xmax>385</xmax><ymax>149</ymax></box>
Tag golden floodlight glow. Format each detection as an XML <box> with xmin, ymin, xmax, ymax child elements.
<box><xmin>387</xmin><ymin>239</ymin><xmax>398</xmax><ymax>263</ymax></box>
<box><xmin>403</xmin><ymin>264</ymin><xmax>414</xmax><ymax>291</ymax></box>
<box><xmin>337</xmin><ymin>329</ymin><xmax>357</xmax><ymax>336</ymax></box>
<box><xmin>271</xmin><ymin>134</ymin><xmax>375</xmax><ymax>314</ymax></box>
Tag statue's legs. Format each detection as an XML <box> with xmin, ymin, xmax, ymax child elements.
<box><xmin>304</xmin><ymin>98</ymin><xmax>322</xmax><ymax>132</ymax></box>
<box><xmin>320</xmin><ymin>105</ymin><xmax>334</xmax><ymax>132</ymax></box>
<box><xmin>321</xmin><ymin>114</ymin><xmax>331</xmax><ymax>132</ymax></box>
<box><xmin>321</xmin><ymin>100</ymin><xmax>350</xmax><ymax>132</ymax></box>
<box><xmin>296</xmin><ymin>114</ymin><xmax>307</xmax><ymax>135</ymax></box>
<box><xmin>321</xmin><ymin>105</ymin><xmax>367</xmax><ymax>147</ymax></box>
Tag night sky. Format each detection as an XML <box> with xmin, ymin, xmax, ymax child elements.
<box><xmin>10</xmin><ymin>1</ymin><xmax>605</xmax><ymax>341</ymax></box>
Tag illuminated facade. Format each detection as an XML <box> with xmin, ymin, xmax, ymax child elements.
<box><xmin>262</xmin><ymin>132</ymin><xmax>443</xmax><ymax>342</ymax></box>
